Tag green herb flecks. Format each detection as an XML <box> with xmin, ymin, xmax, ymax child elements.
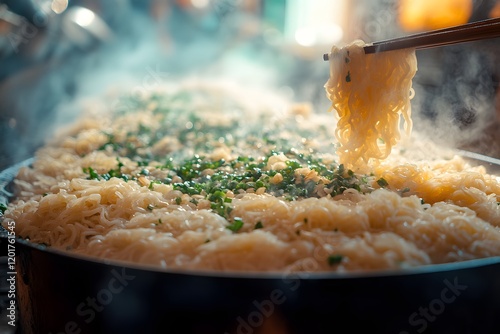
<box><xmin>227</xmin><ymin>218</ymin><xmax>244</xmax><ymax>232</ymax></box>
<box><xmin>0</xmin><ymin>203</ymin><xmax>7</xmax><ymax>215</ymax></box>
<box><xmin>376</xmin><ymin>178</ymin><xmax>389</xmax><ymax>188</ymax></box>
<box><xmin>81</xmin><ymin>91</ymin><xmax>373</xmax><ymax>220</ymax></box>
<box><xmin>147</xmin><ymin>150</ymin><xmax>369</xmax><ymax>218</ymax></box>
<box><xmin>327</xmin><ymin>254</ymin><xmax>343</xmax><ymax>266</ymax></box>
<box><xmin>83</xmin><ymin>149</ymin><xmax>370</xmax><ymax>220</ymax></box>
<box><xmin>82</xmin><ymin>167</ymin><xmax>100</xmax><ymax>180</ymax></box>
<box><xmin>83</xmin><ymin>159</ymin><xmax>130</xmax><ymax>182</ymax></box>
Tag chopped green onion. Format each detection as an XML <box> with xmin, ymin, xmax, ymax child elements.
<box><xmin>376</xmin><ymin>178</ymin><xmax>389</xmax><ymax>188</ymax></box>
<box><xmin>227</xmin><ymin>218</ymin><xmax>244</xmax><ymax>232</ymax></box>
<box><xmin>327</xmin><ymin>254</ymin><xmax>343</xmax><ymax>266</ymax></box>
<box><xmin>0</xmin><ymin>203</ymin><xmax>7</xmax><ymax>214</ymax></box>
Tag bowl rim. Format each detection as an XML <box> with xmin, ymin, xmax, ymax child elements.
<box><xmin>7</xmin><ymin>233</ymin><xmax>500</xmax><ymax>279</ymax></box>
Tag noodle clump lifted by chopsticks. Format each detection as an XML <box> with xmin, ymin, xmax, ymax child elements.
<box><xmin>324</xmin><ymin>40</ymin><xmax>417</xmax><ymax>170</ymax></box>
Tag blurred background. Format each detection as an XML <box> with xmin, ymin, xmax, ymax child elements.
<box><xmin>0</xmin><ymin>0</ymin><xmax>499</xmax><ymax>172</ymax></box>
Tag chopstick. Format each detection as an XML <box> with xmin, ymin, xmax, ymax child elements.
<box><xmin>323</xmin><ymin>17</ymin><xmax>500</xmax><ymax>61</ymax></box>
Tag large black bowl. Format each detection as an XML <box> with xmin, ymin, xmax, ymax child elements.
<box><xmin>1</xmin><ymin>156</ymin><xmax>500</xmax><ymax>334</ymax></box>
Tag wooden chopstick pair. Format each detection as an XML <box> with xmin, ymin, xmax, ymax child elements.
<box><xmin>323</xmin><ymin>17</ymin><xmax>500</xmax><ymax>61</ymax></box>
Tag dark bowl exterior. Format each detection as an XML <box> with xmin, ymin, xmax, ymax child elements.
<box><xmin>13</xmin><ymin>240</ymin><xmax>500</xmax><ymax>334</ymax></box>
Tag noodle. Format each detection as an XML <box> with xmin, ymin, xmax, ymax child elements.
<box><xmin>324</xmin><ymin>40</ymin><xmax>417</xmax><ymax>170</ymax></box>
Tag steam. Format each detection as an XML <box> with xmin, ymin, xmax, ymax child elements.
<box><xmin>357</xmin><ymin>0</ymin><xmax>498</xmax><ymax>154</ymax></box>
<box><xmin>0</xmin><ymin>0</ymin><xmax>287</xmax><ymax>169</ymax></box>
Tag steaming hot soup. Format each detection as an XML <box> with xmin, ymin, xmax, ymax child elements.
<box><xmin>2</xmin><ymin>44</ymin><xmax>500</xmax><ymax>272</ymax></box>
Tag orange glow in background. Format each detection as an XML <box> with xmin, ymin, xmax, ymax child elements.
<box><xmin>398</xmin><ymin>0</ymin><xmax>473</xmax><ymax>31</ymax></box>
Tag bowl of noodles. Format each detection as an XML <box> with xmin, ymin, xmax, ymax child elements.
<box><xmin>1</xmin><ymin>43</ymin><xmax>500</xmax><ymax>334</ymax></box>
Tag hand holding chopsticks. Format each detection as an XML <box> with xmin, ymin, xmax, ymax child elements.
<box><xmin>323</xmin><ymin>17</ymin><xmax>500</xmax><ymax>61</ymax></box>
